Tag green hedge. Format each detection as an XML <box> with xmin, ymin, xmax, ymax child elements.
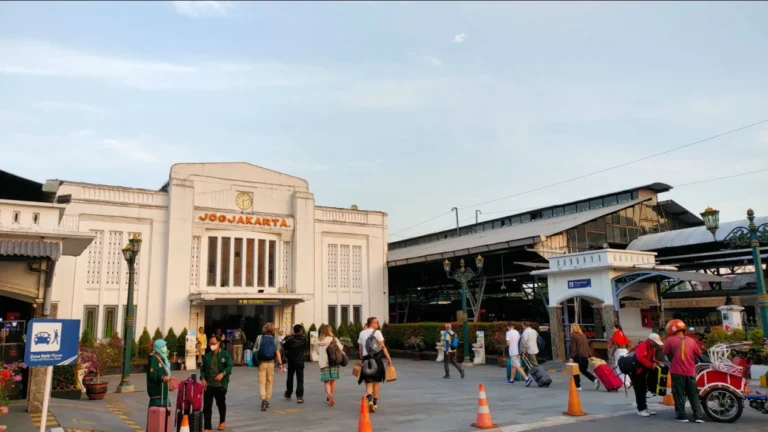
<box><xmin>382</xmin><ymin>321</ymin><xmax>532</xmax><ymax>355</ymax></box>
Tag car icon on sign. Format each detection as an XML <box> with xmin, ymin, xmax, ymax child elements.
<box><xmin>34</xmin><ymin>332</ymin><xmax>51</xmax><ymax>345</ymax></box>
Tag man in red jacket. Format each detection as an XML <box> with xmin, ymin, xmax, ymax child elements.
<box><xmin>663</xmin><ymin>319</ymin><xmax>705</xmax><ymax>423</ymax></box>
<box><xmin>631</xmin><ymin>333</ymin><xmax>664</xmax><ymax>417</ymax></box>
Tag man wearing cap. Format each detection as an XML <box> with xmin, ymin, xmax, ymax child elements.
<box><xmin>663</xmin><ymin>319</ymin><xmax>705</xmax><ymax>423</ymax></box>
<box><xmin>631</xmin><ymin>333</ymin><xmax>664</xmax><ymax>417</ymax></box>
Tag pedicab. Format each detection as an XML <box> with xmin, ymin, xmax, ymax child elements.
<box><xmin>695</xmin><ymin>341</ymin><xmax>768</xmax><ymax>423</ymax></box>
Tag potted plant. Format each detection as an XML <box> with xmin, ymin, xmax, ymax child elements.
<box><xmin>84</xmin><ymin>342</ymin><xmax>121</xmax><ymax>400</ymax></box>
<box><xmin>79</xmin><ymin>349</ymin><xmax>97</xmax><ymax>386</ymax></box>
<box><xmin>339</xmin><ymin>336</ymin><xmax>353</xmax><ymax>355</ymax></box>
<box><xmin>487</xmin><ymin>331</ymin><xmax>508</xmax><ymax>366</ymax></box>
<box><xmin>51</xmin><ymin>365</ymin><xmax>81</xmax><ymax>400</ymax></box>
<box><xmin>1</xmin><ymin>361</ymin><xmax>24</xmax><ymax>423</ymax></box>
<box><xmin>404</xmin><ymin>336</ymin><xmax>426</xmax><ymax>360</ymax></box>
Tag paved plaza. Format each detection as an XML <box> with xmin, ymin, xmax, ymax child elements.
<box><xmin>3</xmin><ymin>360</ymin><xmax>767</xmax><ymax>432</ymax></box>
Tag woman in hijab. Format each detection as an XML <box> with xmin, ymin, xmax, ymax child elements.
<box><xmin>147</xmin><ymin>339</ymin><xmax>174</xmax><ymax>407</ymax></box>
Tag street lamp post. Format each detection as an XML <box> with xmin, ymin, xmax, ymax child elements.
<box><xmin>116</xmin><ymin>234</ymin><xmax>142</xmax><ymax>393</ymax></box>
<box><xmin>701</xmin><ymin>207</ymin><xmax>768</xmax><ymax>334</ymax></box>
<box><xmin>443</xmin><ymin>255</ymin><xmax>484</xmax><ymax>366</ymax></box>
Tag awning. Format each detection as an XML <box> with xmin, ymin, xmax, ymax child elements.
<box><xmin>188</xmin><ymin>292</ymin><xmax>313</xmax><ymax>305</ymax></box>
<box><xmin>0</xmin><ymin>239</ymin><xmax>61</xmax><ymax>260</ymax></box>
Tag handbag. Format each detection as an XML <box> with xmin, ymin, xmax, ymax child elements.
<box><xmin>385</xmin><ymin>365</ymin><xmax>397</xmax><ymax>382</ymax></box>
<box><xmin>352</xmin><ymin>362</ymin><xmax>362</xmax><ymax>378</ymax></box>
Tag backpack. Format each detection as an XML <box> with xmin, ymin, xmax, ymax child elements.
<box><xmin>365</xmin><ymin>331</ymin><xmax>383</xmax><ymax>359</ymax></box>
<box><xmin>326</xmin><ymin>338</ymin><xmax>344</xmax><ymax>366</ymax></box>
<box><xmin>450</xmin><ymin>332</ymin><xmax>459</xmax><ymax>350</ymax></box>
<box><xmin>257</xmin><ymin>335</ymin><xmax>276</xmax><ymax>361</ymax></box>
<box><xmin>617</xmin><ymin>352</ymin><xmax>639</xmax><ymax>375</ymax></box>
<box><xmin>536</xmin><ymin>335</ymin><xmax>546</xmax><ymax>353</ymax></box>
<box><xmin>174</xmin><ymin>377</ymin><xmax>203</xmax><ymax>414</ymax></box>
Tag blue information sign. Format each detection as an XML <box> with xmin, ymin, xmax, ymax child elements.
<box><xmin>24</xmin><ymin>319</ymin><xmax>81</xmax><ymax>367</ymax></box>
<box><xmin>567</xmin><ymin>279</ymin><xmax>592</xmax><ymax>289</ymax></box>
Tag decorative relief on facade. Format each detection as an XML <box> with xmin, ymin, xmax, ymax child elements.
<box><xmin>86</xmin><ymin>230</ymin><xmax>104</xmax><ymax>285</ymax></box>
<box><xmin>319</xmin><ymin>209</ymin><xmax>368</xmax><ymax>224</ymax></box>
<box><xmin>352</xmin><ymin>246</ymin><xmax>362</xmax><ymax>292</ymax></box>
<box><xmin>105</xmin><ymin>231</ymin><xmax>123</xmax><ymax>286</ymax></box>
<box><xmin>281</xmin><ymin>241</ymin><xmax>291</xmax><ymax>291</ymax></box>
<box><xmin>125</xmin><ymin>232</ymin><xmax>142</xmax><ymax>288</ymax></box>
<box><xmin>190</xmin><ymin>236</ymin><xmax>201</xmax><ymax>290</ymax></box>
<box><xmin>340</xmin><ymin>245</ymin><xmax>350</xmax><ymax>291</ymax></box>
<box><xmin>327</xmin><ymin>244</ymin><xmax>338</xmax><ymax>290</ymax></box>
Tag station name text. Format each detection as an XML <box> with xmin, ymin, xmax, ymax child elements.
<box><xmin>199</xmin><ymin>213</ymin><xmax>290</xmax><ymax>229</ymax></box>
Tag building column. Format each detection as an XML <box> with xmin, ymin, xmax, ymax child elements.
<box><xmin>593</xmin><ymin>304</ymin><xmax>605</xmax><ymax>339</ymax></box>
<box><xmin>27</xmin><ymin>303</ymin><xmax>58</xmax><ymax>413</ymax></box>
<box><xmin>548</xmin><ymin>306</ymin><xmax>565</xmax><ymax>362</ymax></box>
<box><xmin>601</xmin><ymin>304</ymin><xmax>616</xmax><ymax>364</ymax></box>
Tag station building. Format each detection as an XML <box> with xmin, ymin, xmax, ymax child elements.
<box><xmin>1</xmin><ymin>163</ymin><xmax>388</xmax><ymax>345</ymax></box>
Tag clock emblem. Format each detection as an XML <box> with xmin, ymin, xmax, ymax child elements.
<box><xmin>235</xmin><ymin>192</ymin><xmax>253</xmax><ymax>210</ymax></box>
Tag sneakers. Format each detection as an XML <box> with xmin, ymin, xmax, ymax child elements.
<box><xmin>297</xmin><ymin>398</ymin><xmax>304</xmax><ymax>404</ymax></box>
<box><xmin>373</xmin><ymin>398</ymin><xmax>379</xmax><ymax>413</ymax></box>
<box><xmin>506</xmin><ymin>380</ymin><xmax>515</xmax><ymax>385</ymax></box>
<box><xmin>648</xmin><ymin>410</ymin><xmax>657</xmax><ymax>416</ymax></box>
<box><xmin>595</xmin><ymin>380</ymin><xmax>601</xmax><ymax>391</ymax></box>
<box><xmin>460</xmin><ymin>369</ymin><xmax>465</xmax><ymax>379</ymax></box>
<box><xmin>694</xmin><ymin>419</ymin><xmax>705</xmax><ymax>423</ymax></box>
<box><xmin>284</xmin><ymin>391</ymin><xmax>291</xmax><ymax>400</ymax></box>
<box><xmin>366</xmin><ymin>394</ymin><xmax>374</xmax><ymax>413</ymax></box>
<box><xmin>260</xmin><ymin>400</ymin><xmax>268</xmax><ymax>411</ymax></box>
<box><xmin>577</xmin><ymin>387</ymin><xmax>583</xmax><ymax>391</ymax></box>
<box><xmin>637</xmin><ymin>410</ymin><xmax>651</xmax><ymax>417</ymax></box>
<box><xmin>525</xmin><ymin>377</ymin><xmax>533</xmax><ymax>387</ymax></box>
<box><xmin>675</xmin><ymin>417</ymin><xmax>689</xmax><ymax>423</ymax></box>
<box><xmin>443</xmin><ymin>375</ymin><xmax>451</xmax><ymax>379</ymax></box>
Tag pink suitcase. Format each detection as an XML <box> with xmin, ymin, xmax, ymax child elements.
<box><xmin>147</xmin><ymin>405</ymin><xmax>172</xmax><ymax>432</ymax></box>
<box><xmin>594</xmin><ymin>364</ymin><xmax>623</xmax><ymax>392</ymax></box>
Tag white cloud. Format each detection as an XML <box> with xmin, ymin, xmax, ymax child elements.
<box><xmin>73</xmin><ymin>129</ymin><xmax>96</xmax><ymax>137</ymax></box>
<box><xmin>170</xmin><ymin>1</ymin><xmax>236</xmax><ymax>18</ymax></box>
<box><xmin>32</xmin><ymin>101</ymin><xmax>105</xmax><ymax>115</ymax></box>
<box><xmin>424</xmin><ymin>56</ymin><xmax>443</xmax><ymax>67</ymax></box>
<box><xmin>453</xmin><ymin>33</ymin><xmax>467</xmax><ymax>44</ymax></box>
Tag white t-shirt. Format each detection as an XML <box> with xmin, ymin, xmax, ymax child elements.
<box><xmin>506</xmin><ymin>329</ymin><xmax>521</xmax><ymax>356</ymax></box>
<box><xmin>521</xmin><ymin>327</ymin><xmax>539</xmax><ymax>355</ymax></box>
<box><xmin>358</xmin><ymin>328</ymin><xmax>384</xmax><ymax>357</ymax></box>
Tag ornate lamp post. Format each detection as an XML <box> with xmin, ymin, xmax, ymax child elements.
<box><xmin>443</xmin><ymin>255</ymin><xmax>484</xmax><ymax>366</ymax></box>
<box><xmin>116</xmin><ymin>234</ymin><xmax>141</xmax><ymax>393</ymax></box>
<box><xmin>700</xmin><ymin>207</ymin><xmax>768</xmax><ymax>333</ymax></box>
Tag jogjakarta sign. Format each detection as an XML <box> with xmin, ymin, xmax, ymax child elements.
<box><xmin>199</xmin><ymin>212</ymin><xmax>291</xmax><ymax>229</ymax></box>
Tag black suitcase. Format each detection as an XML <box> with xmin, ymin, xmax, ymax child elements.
<box><xmin>524</xmin><ymin>357</ymin><xmax>552</xmax><ymax>387</ymax></box>
<box><xmin>176</xmin><ymin>410</ymin><xmax>203</xmax><ymax>432</ymax></box>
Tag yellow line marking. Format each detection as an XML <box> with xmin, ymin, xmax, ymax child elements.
<box><xmin>274</xmin><ymin>409</ymin><xmax>285</xmax><ymax>414</ymax></box>
<box><xmin>285</xmin><ymin>408</ymin><xmax>300</xmax><ymax>412</ymax></box>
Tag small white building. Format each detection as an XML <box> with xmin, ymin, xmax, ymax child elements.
<box><xmin>40</xmin><ymin>162</ymin><xmax>388</xmax><ymax>339</ymax></box>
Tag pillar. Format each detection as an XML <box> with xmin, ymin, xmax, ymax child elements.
<box><xmin>27</xmin><ymin>303</ymin><xmax>58</xmax><ymax>413</ymax></box>
<box><xmin>548</xmin><ymin>306</ymin><xmax>565</xmax><ymax>362</ymax></box>
<box><xmin>601</xmin><ymin>305</ymin><xmax>615</xmax><ymax>364</ymax></box>
<box><xmin>593</xmin><ymin>304</ymin><xmax>605</xmax><ymax>339</ymax></box>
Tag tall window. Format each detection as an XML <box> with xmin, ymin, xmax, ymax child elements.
<box><xmin>268</xmin><ymin>240</ymin><xmax>276</xmax><ymax>287</ymax></box>
<box><xmin>233</xmin><ymin>238</ymin><xmax>243</xmax><ymax>287</ymax></box>
<box><xmin>353</xmin><ymin>305</ymin><xmax>362</xmax><ymax>325</ymax></box>
<box><xmin>341</xmin><ymin>305</ymin><xmax>349</xmax><ymax>325</ymax></box>
<box><xmin>103</xmin><ymin>306</ymin><xmax>117</xmax><ymax>339</ymax></box>
<box><xmin>207</xmin><ymin>237</ymin><xmax>217</xmax><ymax>286</ymax></box>
<box><xmin>83</xmin><ymin>306</ymin><xmax>98</xmax><ymax>337</ymax></box>
<box><xmin>245</xmin><ymin>239</ymin><xmax>255</xmax><ymax>287</ymax></box>
<box><xmin>328</xmin><ymin>305</ymin><xmax>337</xmax><ymax>328</ymax></box>
<box><xmin>220</xmin><ymin>237</ymin><xmax>230</xmax><ymax>287</ymax></box>
<box><xmin>257</xmin><ymin>240</ymin><xmax>266</xmax><ymax>287</ymax></box>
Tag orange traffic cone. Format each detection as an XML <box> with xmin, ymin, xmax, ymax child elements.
<box><xmin>471</xmin><ymin>383</ymin><xmax>499</xmax><ymax>429</ymax></box>
<box><xmin>179</xmin><ymin>414</ymin><xmax>190</xmax><ymax>432</ymax></box>
<box><xmin>563</xmin><ymin>376</ymin><xmax>587</xmax><ymax>416</ymax></box>
<box><xmin>358</xmin><ymin>396</ymin><xmax>373</xmax><ymax>432</ymax></box>
<box><xmin>661</xmin><ymin>372</ymin><xmax>674</xmax><ymax>406</ymax></box>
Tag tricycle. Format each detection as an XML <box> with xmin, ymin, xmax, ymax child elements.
<box><xmin>695</xmin><ymin>341</ymin><xmax>767</xmax><ymax>423</ymax></box>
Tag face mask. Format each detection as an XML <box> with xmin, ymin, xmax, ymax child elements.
<box><xmin>161</xmin><ymin>346</ymin><xmax>169</xmax><ymax>355</ymax></box>
<box><xmin>210</xmin><ymin>343</ymin><xmax>219</xmax><ymax>351</ymax></box>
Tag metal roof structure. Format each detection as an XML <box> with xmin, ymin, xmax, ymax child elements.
<box><xmin>388</xmin><ymin>198</ymin><xmax>648</xmax><ymax>265</ymax></box>
<box><xmin>627</xmin><ymin>215</ymin><xmax>768</xmax><ymax>251</ymax></box>
<box><xmin>658</xmin><ymin>200</ymin><xmax>703</xmax><ymax>227</ymax></box>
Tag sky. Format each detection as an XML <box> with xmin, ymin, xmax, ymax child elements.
<box><xmin>1</xmin><ymin>1</ymin><xmax>767</xmax><ymax>242</ymax></box>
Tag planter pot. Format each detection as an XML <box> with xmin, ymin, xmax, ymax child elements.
<box><xmin>84</xmin><ymin>381</ymin><xmax>109</xmax><ymax>400</ymax></box>
<box><xmin>497</xmin><ymin>357</ymin><xmax>507</xmax><ymax>367</ymax></box>
<box><xmin>412</xmin><ymin>352</ymin><xmax>422</xmax><ymax>361</ymax></box>
<box><xmin>51</xmin><ymin>389</ymin><xmax>83</xmax><ymax>400</ymax></box>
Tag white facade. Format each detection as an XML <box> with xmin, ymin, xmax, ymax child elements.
<box><xmin>45</xmin><ymin>163</ymin><xmax>388</xmax><ymax>338</ymax></box>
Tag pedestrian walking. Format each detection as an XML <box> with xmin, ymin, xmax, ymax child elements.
<box><xmin>629</xmin><ymin>333</ymin><xmax>663</xmax><ymax>417</ymax></box>
<box><xmin>520</xmin><ymin>322</ymin><xmax>540</xmax><ymax>367</ymax></box>
<box><xmin>506</xmin><ymin>322</ymin><xmax>532</xmax><ymax>386</ymax></box>
<box><xmin>609</xmin><ymin>324</ymin><xmax>631</xmax><ymax>385</ymax></box>
<box><xmin>568</xmin><ymin>323</ymin><xmax>599</xmax><ymax>391</ymax></box>
<box><xmin>282</xmin><ymin>324</ymin><xmax>306</xmax><ymax>403</ymax></box>
<box><xmin>441</xmin><ymin>324</ymin><xmax>464</xmax><ymax>379</ymax></box>
<box><xmin>196</xmin><ymin>327</ymin><xmax>207</xmax><ymax>367</ymax></box>
<box><xmin>663</xmin><ymin>319</ymin><xmax>706</xmax><ymax>423</ymax></box>
<box><xmin>201</xmin><ymin>336</ymin><xmax>232</xmax><ymax>432</ymax></box>
<box><xmin>317</xmin><ymin>324</ymin><xmax>344</xmax><ymax>407</ymax></box>
<box><xmin>255</xmin><ymin>322</ymin><xmax>284</xmax><ymax>411</ymax></box>
<box><xmin>230</xmin><ymin>328</ymin><xmax>245</xmax><ymax>366</ymax></box>
<box><xmin>357</xmin><ymin>317</ymin><xmax>393</xmax><ymax>413</ymax></box>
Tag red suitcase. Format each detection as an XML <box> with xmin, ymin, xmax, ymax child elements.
<box><xmin>594</xmin><ymin>363</ymin><xmax>623</xmax><ymax>392</ymax></box>
<box><xmin>147</xmin><ymin>405</ymin><xmax>172</xmax><ymax>432</ymax></box>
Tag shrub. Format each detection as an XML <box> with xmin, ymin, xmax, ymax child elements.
<box><xmin>52</xmin><ymin>365</ymin><xmax>78</xmax><ymax>391</ymax></box>
<box><xmin>748</xmin><ymin>329</ymin><xmax>765</xmax><ymax>347</ymax></box>
<box><xmin>404</xmin><ymin>336</ymin><xmax>425</xmax><ymax>352</ymax></box>
<box><xmin>339</xmin><ymin>336</ymin><xmax>353</xmax><ymax>348</ymax></box>
<box><xmin>337</xmin><ymin>322</ymin><xmax>349</xmax><ymax>338</ymax></box>
<box><xmin>138</xmin><ymin>328</ymin><xmax>152</xmax><ymax>358</ymax></box>
<box><xmin>330</xmin><ymin>323</ymin><xmax>338</xmax><ymax>337</ymax></box>
<box><xmin>728</xmin><ymin>328</ymin><xmax>746</xmax><ymax>343</ymax></box>
<box><xmin>165</xmin><ymin>328</ymin><xmax>178</xmax><ymax>355</ymax></box>
<box><xmin>131</xmin><ymin>338</ymin><xmax>139</xmax><ymax>361</ymax></box>
<box><xmin>107</xmin><ymin>332</ymin><xmax>124</xmax><ymax>351</ymax></box>
<box><xmin>705</xmin><ymin>327</ymin><xmax>729</xmax><ymax>349</ymax></box>
<box><xmin>177</xmin><ymin>328</ymin><xmax>188</xmax><ymax>356</ymax></box>
<box><xmin>79</xmin><ymin>328</ymin><xmax>95</xmax><ymax>350</ymax></box>
<box><xmin>91</xmin><ymin>342</ymin><xmax>122</xmax><ymax>382</ymax></box>
<box><xmin>152</xmin><ymin>328</ymin><xmax>164</xmax><ymax>342</ymax></box>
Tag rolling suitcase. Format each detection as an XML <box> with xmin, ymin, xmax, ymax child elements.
<box><xmin>594</xmin><ymin>363</ymin><xmax>623</xmax><ymax>392</ymax></box>
<box><xmin>175</xmin><ymin>376</ymin><xmax>204</xmax><ymax>432</ymax></box>
<box><xmin>523</xmin><ymin>357</ymin><xmax>552</xmax><ymax>388</ymax></box>
<box><xmin>505</xmin><ymin>358</ymin><xmax>524</xmax><ymax>382</ymax></box>
<box><xmin>147</xmin><ymin>382</ymin><xmax>172</xmax><ymax>432</ymax></box>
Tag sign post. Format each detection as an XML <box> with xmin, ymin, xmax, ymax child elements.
<box><xmin>24</xmin><ymin>319</ymin><xmax>80</xmax><ymax>432</ymax></box>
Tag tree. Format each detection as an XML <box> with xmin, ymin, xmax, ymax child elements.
<box><xmin>80</xmin><ymin>328</ymin><xmax>95</xmax><ymax>350</ymax></box>
<box><xmin>165</xmin><ymin>328</ymin><xmax>178</xmax><ymax>357</ymax></box>
<box><xmin>152</xmin><ymin>328</ymin><xmax>164</xmax><ymax>342</ymax></box>
<box><xmin>337</xmin><ymin>322</ymin><xmax>349</xmax><ymax>338</ymax></box>
<box><xmin>177</xmin><ymin>328</ymin><xmax>188</xmax><ymax>356</ymax></box>
<box><xmin>138</xmin><ymin>327</ymin><xmax>152</xmax><ymax>358</ymax></box>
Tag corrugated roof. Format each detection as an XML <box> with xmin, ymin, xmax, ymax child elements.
<box><xmin>628</xmin><ymin>216</ymin><xmax>768</xmax><ymax>251</ymax></box>
<box><xmin>388</xmin><ymin>198</ymin><xmax>648</xmax><ymax>265</ymax></box>
<box><xmin>0</xmin><ymin>239</ymin><xmax>61</xmax><ymax>260</ymax></box>
<box><xmin>658</xmin><ymin>200</ymin><xmax>703</xmax><ymax>227</ymax></box>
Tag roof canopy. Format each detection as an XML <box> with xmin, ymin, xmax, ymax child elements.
<box><xmin>628</xmin><ymin>215</ymin><xmax>768</xmax><ymax>251</ymax></box>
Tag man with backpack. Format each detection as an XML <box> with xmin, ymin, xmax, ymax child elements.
<box><xmin>621</xmin><ymin>333</ymin><xmax>663</xmax><ymax>418</ymax></box>
<box><xmin>441</xmin><ymin>324</ymin><xmax>465</xmax><ymax>379</ymax></box>
<box><xmin>282</xmin><ymin>324</ymin><xmax>306</xmax><ymax>404</ymax></box>
<box><xmin>357</xmin><ymin>317</ymin><xmax>393</xmax><ymax>413</ymax></box>
<box><xmin>255</xmin><ymin>322</ymin><xmax>284</xmax><ymax>411</ymax></box>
